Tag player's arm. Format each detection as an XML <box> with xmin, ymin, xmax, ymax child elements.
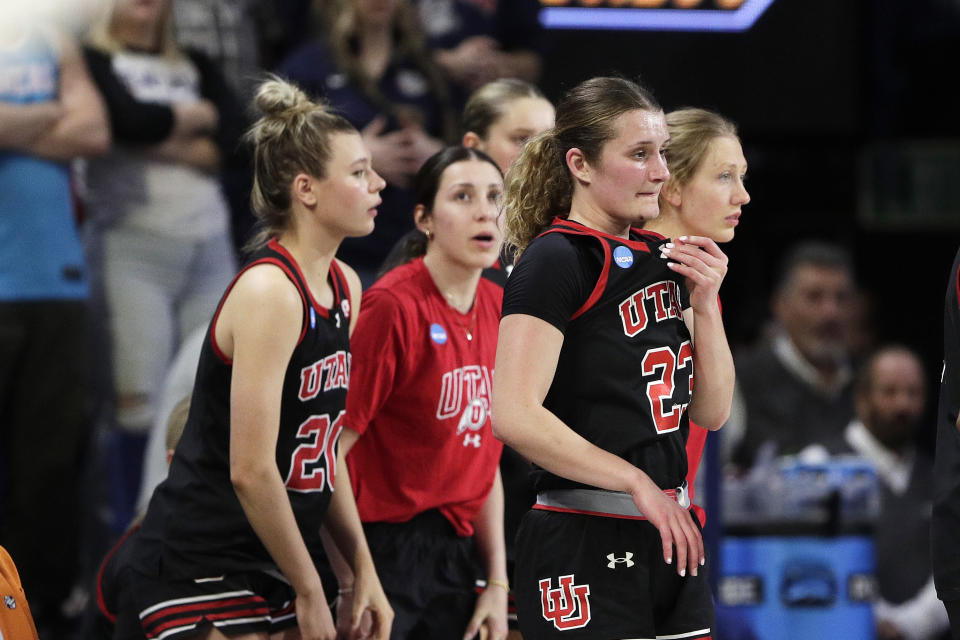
<box><xmin>223</xmin><ymin>264</ymin><xmax>335</xmax><ymax>640</ymax></box>
<box><xmin>464</xmin><ymin>469</ymin><xmax>508</xmax><ymax>640</ymax></box>
<box><xmin>321</xmin><ymin>433</ymin><xmax>393</xmax><ymax>640</ymax></box>
<box><xmin>0</xmin><ymin>102</ymin><xmax>61</xmax><ymax>151</ymax></box>
<box><xmin>663</xmin><ymin>236</ymin><xmax>734</xmax><ymax>430</ymax></box>
<box><xmin>31</xmin><ymin>33</ymin><xmax>110</xmax><ymax>160</ymax></box>
<box><xmin>492</xmin><ymin>313</ymin><xmax>703</xmax><ymax>577</ymax></box>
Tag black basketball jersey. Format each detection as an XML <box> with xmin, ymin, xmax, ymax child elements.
<box><xmin>503</xmin><ymin>218</ymin><xmax>693</xmax><ymax>493</ymax></box>
<box><xmin>136</xmin><ymin>239</ymin><xmax>352</xmax><ymax>579</ymax></box>
<box><xmin>933</xmin><ymin>246</ymin><xmax>960</xmax><ymax>600</ymax></box>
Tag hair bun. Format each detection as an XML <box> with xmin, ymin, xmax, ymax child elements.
<box><xmin>254</xmin><ymin>76</ymin><xmax>313</xmax><ymax>117</ymax></box>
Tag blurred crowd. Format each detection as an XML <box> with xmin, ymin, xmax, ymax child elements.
<box><xmin>0</xmin><ymin>1</ymin><xmax>947</xmax><ymax>639</ymax></box>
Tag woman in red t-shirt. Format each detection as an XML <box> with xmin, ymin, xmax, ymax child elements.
<box><xmin>643</xmin><ymin>108</ymin><xmax>751</xmax><ymax>523</ymax></box>
<box><xmin>342</xmin><ymin>146</ymin><xmax>509</xmax><ymax>640</ymax></box>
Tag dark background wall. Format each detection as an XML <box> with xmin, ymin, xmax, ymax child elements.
<box><xmin>538</xmin><ymin>0</ymin><xmax>960</xmax><ymax>444</ymax></box>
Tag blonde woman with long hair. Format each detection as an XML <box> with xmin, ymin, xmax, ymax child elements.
<box><xmin>116</xmin><ymin>78</ymin><xmax>392</xmax><ymax>640</ymax></box>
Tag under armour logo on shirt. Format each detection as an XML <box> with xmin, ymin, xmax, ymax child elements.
<box><xmin>607</xmin><ymin>552</ymin><xmax>634</xmax><ymax>569</ymax></box>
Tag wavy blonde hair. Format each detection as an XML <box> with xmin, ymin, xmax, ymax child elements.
<box><xmin>245</xmin><ymin>76</ymin><xmax>357</xmax><ymax>250</ymax></box>
<box><xmin>504</xmin><ymin>77</ymin><xmax>660</xmax><ymax>253</ymax></box>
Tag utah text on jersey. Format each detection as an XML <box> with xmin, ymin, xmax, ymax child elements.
<box><xmin>436</xmin><ymin>365</ymin><xmax>493</xmax><ymax>448</ymax></box>
<box><xmin>298</xmin><ymin>350</ymin><xmax>351</xmax><ymax>401</ymax></box>
<box><xmin>619</xmin><ymin>279</ymin><xmax>683</xmax><ymax>337</ymax></box>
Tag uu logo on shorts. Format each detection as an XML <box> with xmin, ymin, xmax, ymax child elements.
<box><xmin>613</xmin><ymin>246</ymin><xmax>634</xmax><ymax>269</ymax></box>
<box><xmin>430</xmin><ymin>323</ymin><xmax>448</xmax><ymax>344</ymax></box>
<box><xmin>539</xmin><ymin>574</ymin><xmax>591</xmax><ymax>631</ymax></box>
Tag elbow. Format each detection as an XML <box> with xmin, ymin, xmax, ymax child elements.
<box><xmin>490</xmin><ymin>403</ymin><xmax>515</xmax><ymax>446</ymax></box>
<box><xmin>86</xmin><ymin>124</ymin><xmax>111</xmax><ymax>156</ymax></box>
<box><xmin>230</xmin><ymin>459</ymin><xmax>267</xmax><ymax>495</ymax></box>
<box><xmin>689</xmin><ymin>406</ymin><xmax>730</xmax><ymax>432</ymax></box>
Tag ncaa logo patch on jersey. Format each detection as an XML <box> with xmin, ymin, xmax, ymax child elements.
<box><xmin>430</xmin><ymin>323</ymin><xmax>448</xmax><ymax>344</ymax></box>
<box><xmin>309</xmin><ymin>307</ymin><xmax>317</xmax><ymax>329</ymax></box>
<box><xmin>613</xmin><ymin>245</ymin><xmax>634</xmax><ymax>269</ymax></box>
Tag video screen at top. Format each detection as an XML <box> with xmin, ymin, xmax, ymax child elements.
<box><xmin>539</xmin><ymin>0</ymin><xmax>775</xmax><ymax>32</ymax></box>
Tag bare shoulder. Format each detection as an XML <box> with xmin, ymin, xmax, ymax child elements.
<box><xmin>229</xmin><ymin>262</ymin><xmax>303</xmax><ymax>318</ymax></box>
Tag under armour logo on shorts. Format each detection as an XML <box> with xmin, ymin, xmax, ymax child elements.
<box><xmin>607</xmin><ymin>552</ymin><xmax>635</xmax><ymax>568</ymax></box>
<box><xmin>4</xmin><ymin>595</ymin><xmax>16</xmax><ymax>609</ymax></box>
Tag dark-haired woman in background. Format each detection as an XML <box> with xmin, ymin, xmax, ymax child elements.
<box><xmin>116</xmin><ymin>78</ymin><xmax>392</xmax><ymax>640</ymax></box>
<box><xmin>340</xmin><ymin>146</ymin><xmax>509</xmax><ymax>639</ymax></box>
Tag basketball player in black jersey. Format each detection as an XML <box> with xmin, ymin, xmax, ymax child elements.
<box><xmin>933</xmin><ymin>245</ymin><xmax>960</xmax><ymax>638</ymax></box>
<box><xmin>116</xmin><ymin>78</ymin><xmax>393</xmax><ymax>640</ymax></box>
<box><xmin>492</xmin><ymin>77</ymin><xmax>734</xmax><ymax>640</ymax></box>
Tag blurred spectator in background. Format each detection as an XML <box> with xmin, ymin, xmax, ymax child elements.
<box><xmin>171</xmin><ymin>0</ymin><xmax>272</xmax><ymax>252</ymax></box>
<box><xmin>171</xmin><ymin>0</ymin><xmax>263</xmax><ymax>101</ymax></box>
<box><xmin>414</xmin><ymin>0</ymin><xmax>545</xmax><ymax>97</ymax></box>
<box><xmin>278</xmin><ymin>0</ymin><xmax>457</xmax><ymax>286</ymax></box>
<box><xmin>727</xmin><ymin>241</ymin><xmax>858</xmax><ymax>469</ymax></box>
<box><xmin>0</xmin><ymin>13</ymin><xmax>109</xmax><ymax>638</ymax></box>
<box><xmin>815</xmin><ymin>345</ymin><xmax>948</xmax><ymax>640</ymax></box>
<box><xmin>82</xmin><ymin>0</ymin><xmax>241</xmax><ymax>527</ymax></box>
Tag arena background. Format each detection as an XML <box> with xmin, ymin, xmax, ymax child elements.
<box><xmin>538</xmin><ymin>0</ymin><xmax>960</xmax><ymax>450</ymax></box>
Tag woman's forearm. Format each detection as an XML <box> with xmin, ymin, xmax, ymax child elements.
<box><xmin>471</xmin><ymin>469</ymin><xmax>508</xmax><ymax>584</ymax></box>
<box><xmin>686</xmin><ymin>306</ymin><xmax>734</xmax><ymax>430</ymax></box>
<box><xmin>232</xmin><ymin>463</ymin><xmax>324</xmax><ymax>598</ymax></box>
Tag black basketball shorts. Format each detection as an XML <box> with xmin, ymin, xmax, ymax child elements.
<box><xmin>114</xmin><ymin>567</ymin><xmax>299</xmax><ymax>640</ymax></box>
<box><xmin>513</xmin><ymin>508</ymin><xmax>714</xmax><ymax>640</ymax></box>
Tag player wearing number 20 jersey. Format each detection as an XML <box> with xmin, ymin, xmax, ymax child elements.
<box><xmin>134</xmin><ymin>239</ymin><xmax>352</xmax><ymax>579</ymax></box>
<box><xmin>505</xmin><ymin>218</ymin><xmax>693</xmax><ymax>494</ymax></box>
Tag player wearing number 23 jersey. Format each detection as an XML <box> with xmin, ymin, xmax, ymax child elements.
<box><xmin>504</xmin><ymin>219</ymin><xmax>714</xmax><ymax>640</ymax></box>
<box><xmin>507</xmin><ymin>218</ymin><xmax>693</xmax><ymax>494</ymax></box>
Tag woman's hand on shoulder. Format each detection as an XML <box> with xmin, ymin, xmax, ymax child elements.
<box><xmin>629</xmin><ymin>470</ymin><xmax>704</xmax><ymax>580</ymax></box>
<box><xmin>659</xmin><ymin>235</ymin><xmax>727</xmax><ymax>313</ymax></box>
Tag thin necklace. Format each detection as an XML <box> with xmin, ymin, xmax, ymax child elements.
<box><xmin>445</xmin><ymin>293</ymin><xmax>478</xmax><ymax>341</ymax></box>
<box><xmin>457</xmin><ymin>305</ymin><xmax>478</xmax><ymax>341</ymax></box>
